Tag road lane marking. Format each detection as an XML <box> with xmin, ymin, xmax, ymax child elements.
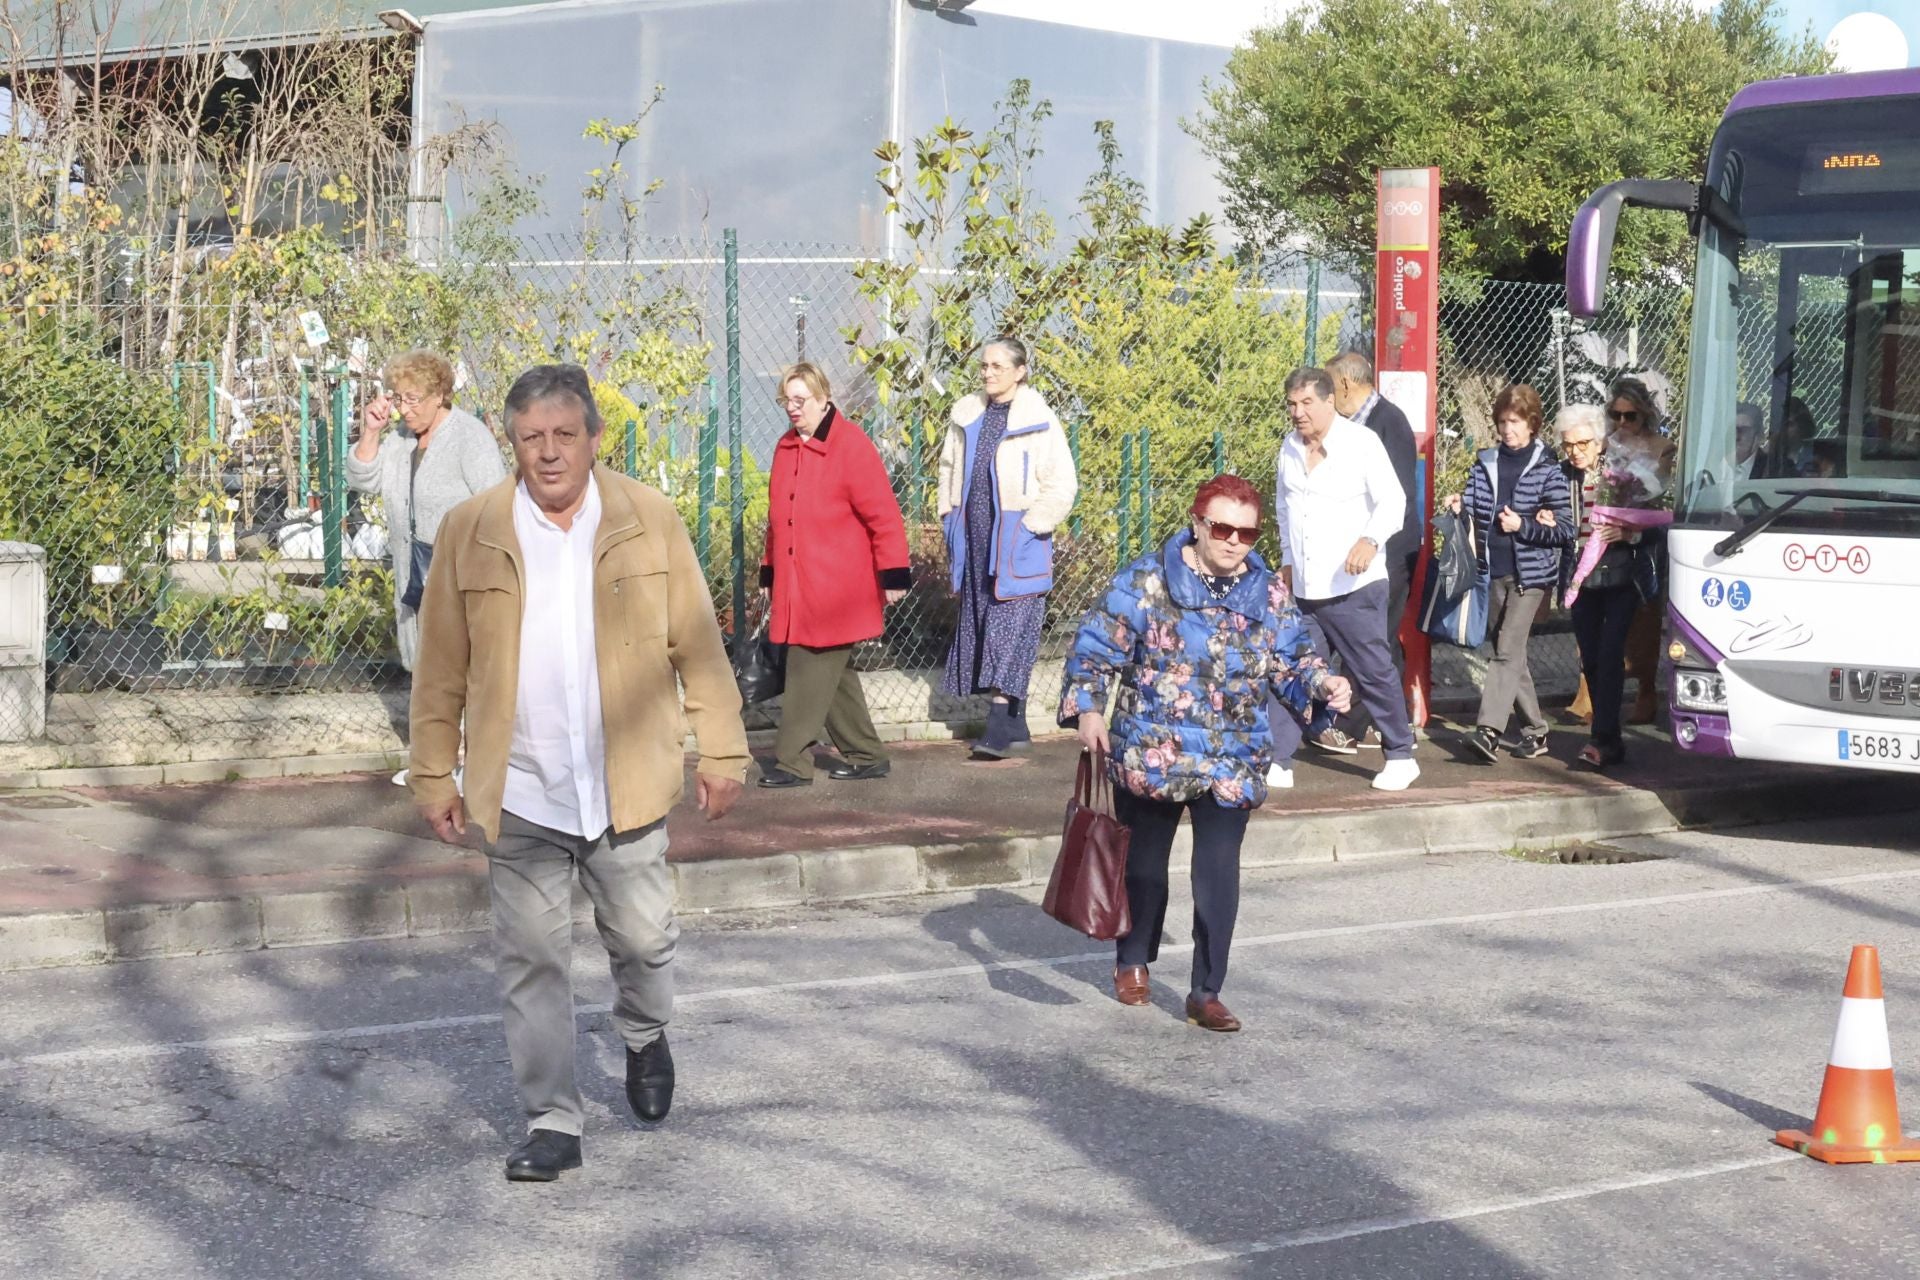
<box><xmin>8</xmin><ymin>864</ymin><xmax>1920</xmax><ymax>1069</ymax></box>
<box><xmin>1055</xmin><ymin>1150</ymin><xmax>1803</xmax><ymax>1278</ymax></box>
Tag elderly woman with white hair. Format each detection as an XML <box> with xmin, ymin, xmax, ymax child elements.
<box><xmin>1538</xmin><ymin>402</ymin><xmax>1649</xmax><ymax>770</ymax></box>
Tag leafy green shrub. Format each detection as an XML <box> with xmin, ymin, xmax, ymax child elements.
<box><xmin>0</xmin><ymin>319</ymin><xmax>183</xmax><ymax>630</ymax></box>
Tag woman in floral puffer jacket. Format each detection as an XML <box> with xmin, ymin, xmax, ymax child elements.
<box><xmin>1059</xmin><ymin>474</ymin><xmax>1350</xmax><ymax>1033</ymax></box>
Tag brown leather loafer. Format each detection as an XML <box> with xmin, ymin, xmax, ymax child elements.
<box><xmin>1113</xmin><ymin>965</ymin><xmax>1151</xmax><ymax>1006</ymax></box>
<box><xmin>1184</xmin><ymin>993</ymin><xmax>1241</xmax><ymax>1033</ymax></box>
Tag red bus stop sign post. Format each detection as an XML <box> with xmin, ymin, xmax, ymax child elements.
<box><xmin>1374</xmin><ymin>167</ymin><xmax>1440</xmax><ymax>727</ymax></box>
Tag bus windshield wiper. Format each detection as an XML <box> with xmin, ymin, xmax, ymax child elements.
<box><xmin>1713</xmin><ymin>488</ymin><xmax>1920</xmax><ymax>558</ymax></box>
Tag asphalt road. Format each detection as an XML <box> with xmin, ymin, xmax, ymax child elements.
<box><xmin>4</xmin><ymin>811</ymin><xmax>1920</xmax><ymax>1278</ymax></box>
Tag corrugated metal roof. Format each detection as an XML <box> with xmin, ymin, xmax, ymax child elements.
<box><xmin>13</xmin><ymin>0</ymin><xmax>542</xmax><ymax>68</ymax></box>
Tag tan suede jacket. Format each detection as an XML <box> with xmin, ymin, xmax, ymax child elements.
<box><xmin>408</xmin><ymin>466</ymin><xmax>749</xmax><ymax>843</ymax></box>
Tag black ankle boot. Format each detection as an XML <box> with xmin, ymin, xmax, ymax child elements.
<box><xmin>1006</xmin><ymin>698</ymin><xmax>1032</xmax><ymax>752</ymax></box>
<box><xmin>971</xmin><ymin>702</ymin><xmax>1015</xmax><ymax>760</ymax></box>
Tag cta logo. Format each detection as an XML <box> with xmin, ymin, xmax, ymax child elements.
<box><xmin>1784</xmin><ymin>543</ymin><xmax>1870</xmax><ymax>575</ymax></box>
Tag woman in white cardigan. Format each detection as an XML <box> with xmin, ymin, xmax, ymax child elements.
<box><xmin>936</xmin><ymin>337</ymin><xmax>1078</xmax><ymax>759</ymax></box>
<box><xmin>345</xmin><ymin>349</ymin><xmax>505</xmax><ymax>673</ymax></box>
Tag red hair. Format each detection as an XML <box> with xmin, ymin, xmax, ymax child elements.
<box><xmin>1189</xmin><ymin>473</ymin><xmax>1263</xmax><ymax>517</ymax></box>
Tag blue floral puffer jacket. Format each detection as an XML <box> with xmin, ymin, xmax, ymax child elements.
<box><xmin>1058</xmin><ymin>530</ymin><xmax>1331</xmax><ymax>809</ymax></box>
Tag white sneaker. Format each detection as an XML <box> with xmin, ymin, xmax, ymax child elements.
<box><xmin>391</xmin><ymin>768</ymin><xmax>409</xmax><ymax>787</ymax></box>
<box><xmin>1266</xmin><ymin>763</ymin><xmax>1294</xmax><ymax>789</ymax></box>
<box><xmin>1372</xmin><ymin>758</ymin><xmax>1421</xmax><ymax>791</ymax></box>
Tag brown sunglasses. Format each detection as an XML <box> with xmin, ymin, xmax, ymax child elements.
<box><xmin>1197</xmin><ymin>516</ymin><xmax>1260</xmax><ymax>545</ymax></box>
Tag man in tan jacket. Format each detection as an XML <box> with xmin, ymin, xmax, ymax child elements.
<box><xmin>410</xmin><ymin>363</ymin><xmax>747</xmax><ymax>1184</ymax></box>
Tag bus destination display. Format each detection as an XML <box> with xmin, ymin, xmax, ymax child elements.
<box><xmin>1800</xmin><ymin>139</ymin><xmax>1920</xmax><ymax>196</ymax></box>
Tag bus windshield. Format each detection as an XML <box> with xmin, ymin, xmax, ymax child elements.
<box><xmin>1681</xmin><ymin>95</ymin><xmax>1920</xmax><ymax>537</ymax></box>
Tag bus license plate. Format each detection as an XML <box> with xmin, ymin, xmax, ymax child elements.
<box><xmin>1837</xmin><ymin>730</ymin><xmax>1920</xmax><ymax>764</ymax></box>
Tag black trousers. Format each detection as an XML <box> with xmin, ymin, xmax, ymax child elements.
<box><xmin>1113</xmin><ymin>788</ymin><xmax>1253</xmax><ymax>998</ymax></box>
<box><xmin>1571</xmin><ymin>584</ymin><xmax>1640</xmax><ymax>748</ymax></box>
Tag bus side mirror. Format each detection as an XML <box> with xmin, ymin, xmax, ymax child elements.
<box><xmin>1566</xmin><ymin>179</ymin><xmax>1709</xmax><ymax>318</ymax></box>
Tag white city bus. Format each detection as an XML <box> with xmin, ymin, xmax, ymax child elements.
<box><xmin>1567</xmin><ymin>66</ymin><xmax>1920</xmax><ymax>771</ymax></box>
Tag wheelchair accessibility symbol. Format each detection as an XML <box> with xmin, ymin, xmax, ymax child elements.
<box><xmin>1728</xmin><ymin>580</ymin><xmax>1751</xmax><ymax>611</ymax></box>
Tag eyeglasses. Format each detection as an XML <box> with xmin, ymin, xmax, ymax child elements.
<box><xmin>980</xmin><ymin>361</ymin><xmax>1015</xmax><ymax>373</ymax></box>
<box><xmin>1562</xmin><ymin>437</ymin><xmax>1601</xmax><ymax>449</ymax></box>
<box><xmin>778</xmin><ymin>395</ymin><xmax>815</xmax><ymax>408</ymax></box>
<box><xmin>1605</xmin><ymin>408</ymin><xmax>1641</xmax><ymax>423</ymax></box>
<box><xmin>389</xmin><ymin>390</ymin><xmax>427</xmax><ymax>408</ymax></box>
<box><xmin>1197</xmin><ymin>516</ymin><xmax>1260</xmax><ymax>545</ymax></box>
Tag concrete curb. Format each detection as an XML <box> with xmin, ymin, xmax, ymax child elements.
<box><xmin>0</xmin><ymin>772</ymin><xmax>1900</xmax><ymax>972</ymax></box>
<box><xmin>0</xmin><ymin>751</ymin><xmax>408</xmax><ymax>791</ymax></box>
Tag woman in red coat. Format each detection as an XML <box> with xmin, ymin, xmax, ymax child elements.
<box><xmin>757</xmin><ymin>362</ymin><xmax>911</xmax><ymax>787</ymax></box>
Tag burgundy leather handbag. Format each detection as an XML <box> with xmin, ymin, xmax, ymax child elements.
<box><xmin>1042</xmin><ymin>749</ymin><xmax>1133</xmax><ymax>941</ymax></box>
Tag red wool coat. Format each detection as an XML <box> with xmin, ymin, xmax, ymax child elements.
<box><xmin>761</xmin><ymin>408</ymin><xmax>911</xmax><ymax>648</ymax></box>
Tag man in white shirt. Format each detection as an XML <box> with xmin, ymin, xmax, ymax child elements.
<box><xmin>1272</xmin><ymin>367</ymin><xmax>1420</xmax><ymax>791</ymax></box>
<box><xmin>411</xmin><ymin>364</ymin><xmax>748</xmax><ymax>1183</ymax></box>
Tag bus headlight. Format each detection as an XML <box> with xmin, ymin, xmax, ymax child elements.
<box><xmin>1674</xmin><ymin>668</ymin><xmax>1727</xmax><ymax>713</ymax></box>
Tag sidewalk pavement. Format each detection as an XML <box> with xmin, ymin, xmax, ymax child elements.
<box><xmin>2</xmin><ymin>712</ymin><xmax>1916</xmax><ymax>971</ymax></box>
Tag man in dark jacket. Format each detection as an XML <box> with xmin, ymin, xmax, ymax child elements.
<box><xmin>1328</xmin><ymin>351</ymin><xmax>1421</xmax><ymax>748</ymax></box>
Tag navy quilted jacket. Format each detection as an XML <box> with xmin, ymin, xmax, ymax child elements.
<box><xmin>1463</xmin><ymin>441</ymin><xmax>1574</xmax><ymax>590</ymax></box>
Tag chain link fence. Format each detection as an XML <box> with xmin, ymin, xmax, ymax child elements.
<box><xmin>0</xmin><ymin>235</ymin><xmax>1691</xmax><ymax>766</ymax></box>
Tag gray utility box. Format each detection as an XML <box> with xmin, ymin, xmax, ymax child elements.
<box><xmin>0</xmin><ymin>542</ymin><xmax>46</xmax><ymax>741</ymax></box>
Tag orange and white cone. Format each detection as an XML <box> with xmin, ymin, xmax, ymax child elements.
<box><xmin>1776</xmin><ymin>945</ymin><xmax>1920</xmax><ymax>1164</ymax></box>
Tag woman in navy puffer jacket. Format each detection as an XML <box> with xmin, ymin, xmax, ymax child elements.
<box><xmin>1447</xmin><ymin>384</ymin><xmax>1572</xmax><ymax>764</ymax></box>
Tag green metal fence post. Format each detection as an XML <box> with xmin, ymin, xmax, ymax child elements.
<box><xmin>1304</xmin><ymin>260</ymin><xmax>1322</xmax><ymax>367</ymax></box>
<box><xmin>624</xmin><ymin>418</ymin><xmax>639</xmax><ymax>477</ymax></box>
<box><xmin>697</xmin><ymin>376</ymin><xmax>717</xmax><ymax>570</ymax></box>
<box><xmin>1212</xmin><ymin>428</ymin><xmax>1226</xmax><ymax>478</ymax></box>
<box><xmin>906</xmin><ymin>417</ymin><xmax>923</xmax><ymax>519</ymax></box>
<box><xmin>320</xmin><ymin>367</ymin><xmax>345</xmax><ymax>587</ymax></box>
<box><xmin>1118</xmin><ymin>433</ymin><xmax>1135</xmax><ymax>564</ymax></box>
<box><xmin>1067</xmin><ymin>418</ymin><xmax>1081</xmax><ymax>535</ymax></box>
<box><xmin>725</xmin><ymin>228</ymin><xmax>746</xmax><ymax>637</ymax></box>
<box><xmin>1136</xmin><ymin>428</ymin><xmax>1153</xmax><ymax>555</ymax></box>
<box><xmin>204</xmin><ymin>362</ymin><xmax>218</xmax><ymax>446</ymax></box>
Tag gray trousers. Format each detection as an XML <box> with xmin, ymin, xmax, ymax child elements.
<box><xmin>1475</xmin><ymin>576</ymin><xmax>1549</xmax><ymax>736</ymax></box>
<box><xmin>1299</xmin><ymin>579</ymin><xmax>1416</xmax><ymax>760</ymax></box>
<box><xmin>488</xmin><ymin>810</ymin><xmax>677</xmax><ymax>1137</ymax></box>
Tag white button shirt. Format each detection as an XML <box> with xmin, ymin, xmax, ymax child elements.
<box><xmin>1273</xmin><ymin>415</ymin><xmax>1407</xmax><ymax>601</ymax></box>
<box><xmin>501</xmin><ymin>476</ymin><xmax>610</xmax><ymax>840</ymax></box>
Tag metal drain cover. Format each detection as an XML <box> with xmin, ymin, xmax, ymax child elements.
<box><xmin>0</xmin><ymin>794</ymin><xmax>85</xmax><ymax>810</ymax></box>
<box><xmin>1544</xmin><ymin>843</ymin><xmax>1666</xmax><ymax>866</ymax></box>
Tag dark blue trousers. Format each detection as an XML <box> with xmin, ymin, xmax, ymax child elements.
<box><xmin>1113</xmin><ymin>789</ymin><xmax>1252</xmax><ymax>998</ymax></box>
<box><xmin>1300</xmin><ymin>579</ymin><xmax>1416</xmax><ymax>760</ymax></box>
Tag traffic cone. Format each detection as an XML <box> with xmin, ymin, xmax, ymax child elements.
<box><xmin>1775</xmin><ymin>945</ymin><xmax>1920</xmax><ymax>1164</ymax></box>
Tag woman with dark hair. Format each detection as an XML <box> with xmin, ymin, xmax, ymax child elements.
<box><xmin>938</xmin><ymin>336</ymin><xmax>1079</xmax><ymax>759</ymax></box>
<box><xmin>1445</xmin><ymin>384</ymin><xmax>1572</xmax><ymax>762</ymax></box>
<box><xmin>1060</xmin><ymin>473</ymin><xmax>1350</xmax><ymax>1033</ymax></box>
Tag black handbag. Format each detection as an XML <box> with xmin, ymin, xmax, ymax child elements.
<box><xmin>733</xmin><ymin>622</ymin><xmax>787</xmax><ymax>705</ymax></box>
<box><xmin>398</xmin><ymin>445</ymin><xmax>433</xmax><ymax>611</ymax></box>
<box><xmin>399</xmin><ymin>537</ymin><xmax>433</xmax><ymax>610</ymax></box>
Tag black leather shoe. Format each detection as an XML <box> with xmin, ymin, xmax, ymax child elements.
<box><xmin>757</xmin><ymin>767</ymin><xmax>811</xmax><ymax>789</ymax></box>
<box><xmin>505</xmin><ymin>1129</ymin><xmax>581</xmax><ymax>1182</ymax></box>
<box><xmin>826</xmin><ymin>760</ymin><xmax>890</xmax><ymax>780</ymax></box>
<box><xmin>626</xmin><ymin>1034</ymin><xmax>674</xmax><ymax>1123</ymax></box>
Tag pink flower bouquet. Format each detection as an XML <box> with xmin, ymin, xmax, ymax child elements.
<box><xmin>1563</xmin><ymin>506</ymin><xmax>1673</xmax><ymax>607</ymax></box>
<box><xmin>1564</xmin><ymin>455</ymin><xmax>1671</xmax><ymax>608</ymax></box>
